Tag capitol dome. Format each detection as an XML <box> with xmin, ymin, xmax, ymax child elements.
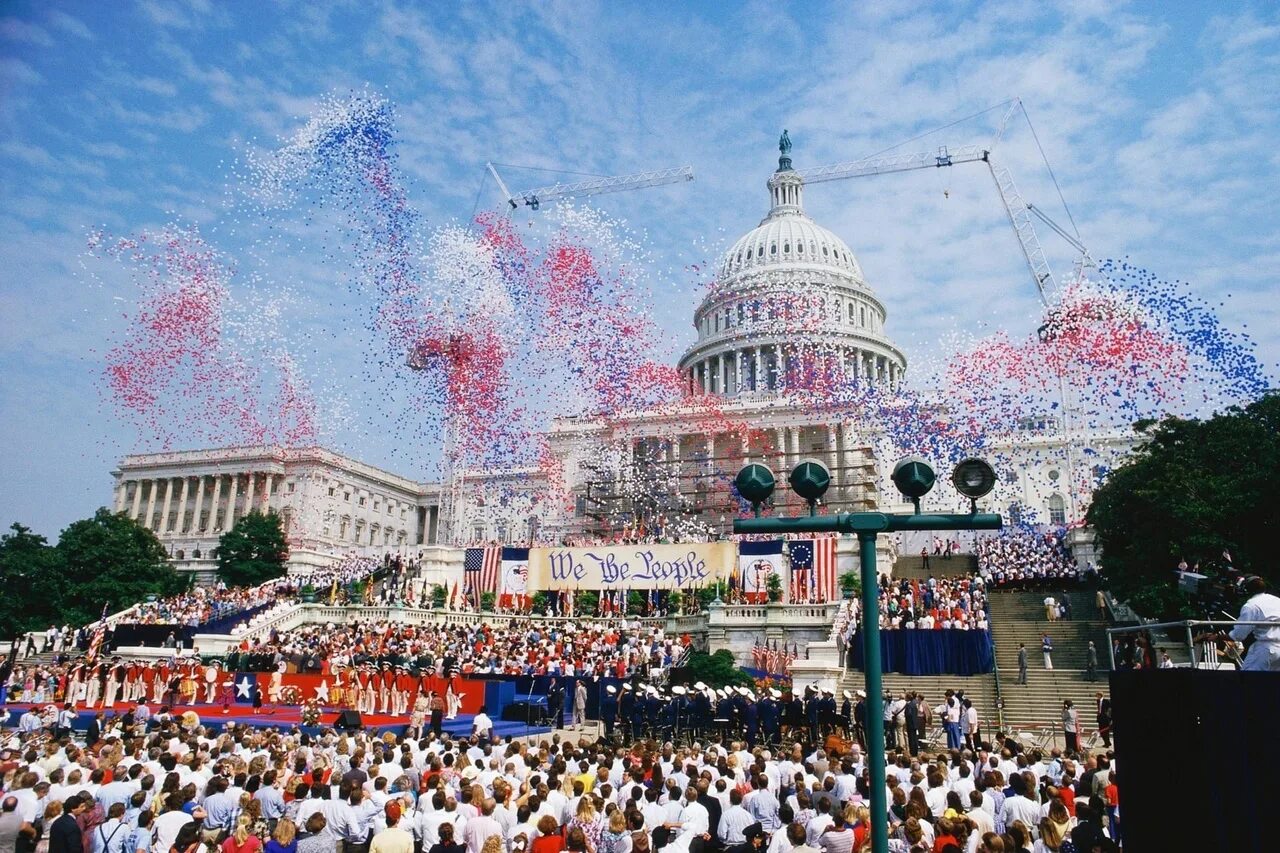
<box><xmin>678</xmin><ymin>137</ymin><xmax>907</xmax><ymax>397</ymax></box>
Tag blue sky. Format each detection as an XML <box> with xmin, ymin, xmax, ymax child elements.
<box><xmin>2</xmin><ymin>0</ymin><xmax>1277</xmax><ymax>538</ymax></box>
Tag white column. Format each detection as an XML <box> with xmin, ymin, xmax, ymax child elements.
<box><xmin>245</xmin><ymin>471</ymin><xmax>257</xmax><ymax>515</ymax></box>
<box><xmin>159</xmin><ymin>477</ymin><xmax>174</xmax><ymax>534</ymax></box>
<box><xmin>127</xmin><ymin>480</ymin><xmax>142</xmax><ymax>519</ymax></box>
<box><xmin>789</xmin><ymin>426</ymin><xmax>801</xmax><ymax>467</ymax></box>
<box><xmin>144</xmin><ymin>480</ymin><xmax>159</xmax><ymax>531</ymax></box>
<box><xmin>718</xmin><ymin>353</ymin><xmax>727</xmax><ymax>396</ymax></box>
<box><xmin>209</xmin><ymin>474</ymin><xmax>224</xmax><ymax>531</ymax></box>
<box><xmin>114</xmin><ymin>481</ymin><xmax>127</xmax><ymax>513</ymax></box>
<box><xmin>227</xmin><ymin>473</ymin><xmax>240</xmax><ymax>526</ymax></box>
<box><xmin>701</xmin><ymin>360</ymin><xmax>711</xmax><ymax>394</ymax></box>
<box><xmin>193</xmin><ymin>476</ymin><xmax>206</xmax><ymax>532</ymax></box>
<box><xmin>774</xmin><ymin>427</ymin><xmax>787</xmax><ymax>473</ymax></box>
<box><xmin>825</xmin><ymin>425</ymin><xmax>838</xmax><ymax>480</ymax></box>
<box><xmin>754</xmin><ymin>347</ymin><xmax>763</xmax><ymax>392</ymax></box>
<box><xmin>176</xmin><ymin>477</ymin><xmax>190</xmax><ymax>533</ymax></box>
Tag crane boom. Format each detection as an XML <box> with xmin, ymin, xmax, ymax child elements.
<box><xmin>494</xmin><ymin>165</ymin><xmax>694</xmax><ymax>210</ymax></box>
<box><xmin>797</xmin><ymin>145</ymin><xmax>990</xmax><ymax>184</ymax></box>
<box><xmin>798</xmin><ymin>144</ymin><xmax>1060</xmax><ymax>305</ymax></box>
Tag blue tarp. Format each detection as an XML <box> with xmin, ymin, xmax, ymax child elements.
<box><xmin>849</xmin><ymin>629</ymin><xmax>994</xmax><ymax>676</ymax></box>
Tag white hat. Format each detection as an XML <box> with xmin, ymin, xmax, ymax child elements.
<box><xmin>606</xmin><ymin>685</ymin><xmax>617</xmax><ymax>695</ymax></box>
<box><xmin>671</xmin><ymin>685</ymin><xmax>687</xmax><ymax>695</ymax></box>
<box><xmin>769</xmin><ymin>689</ymin><xmax>781</xmax><ymax>699</ymax></box>
<box><xmin>856</xmin><ymin>690</ymin><xmax>866</xmax><ymax>698</ymax></box>
<box><xmin>461</xmin><ymin>766</ymin><xmax>480</xmax><ymax>780</ymax></box>
<box><xmin>694</xmin><ymin>681</ymin><xmax>707</xmax><ymax>691</ymax></box>
<box><xmin>842</xmin><ymin>690</ymin><xmax>852</xmax><ymax>699</ymax></box>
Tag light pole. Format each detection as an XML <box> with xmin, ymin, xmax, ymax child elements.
<box><xmin>733</xmin><ymin>455</ymin><xmax>1002</xmax><ymax>853</ymax></box>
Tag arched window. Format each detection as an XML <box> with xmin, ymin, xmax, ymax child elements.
<box><xmin>193</xmin><ymin>549</ymin><xmax>202</xmax><ymax>559</ymax></box>
<box><xmin>1047</xmin><ymin>494</ymin><xmax>1066</xmax><ymax>526</ymax></box>
<box><xmin>176</xmin><ymin>550</ymin><xmax>185</xmax><ymax>560</ymax></box>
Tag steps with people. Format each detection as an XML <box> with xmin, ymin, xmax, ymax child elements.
<box><xmin>892</xmin><ymin>553</ymin><xmax>977</xmax><ymax>580</ymax></box>
<box><xmin>988</xmin><ymin>588</ymin><xmax>1112</xmax><ymax>728</ymax></box>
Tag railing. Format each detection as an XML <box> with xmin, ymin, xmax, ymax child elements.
<box><xmin>1107</xmin><ymin>620</ymin><xmax>1269</xmax><ymax>669</ymax></box>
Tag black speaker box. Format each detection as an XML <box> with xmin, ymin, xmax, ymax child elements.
<box><xmin>334</xmin><ymin>709</ymin><xmax>363</xmax><ymax>730</ymax></box>
<box><xmin>1111</xmin><ymin>669</ymin><xmax>1279</xmax><ymax>852</ymax></box>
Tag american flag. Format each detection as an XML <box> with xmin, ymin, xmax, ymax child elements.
<box><xmin>464</xmin><ymin>545</ymin><xmax>501</xmax><ymax>606</ymax></box>
<box><xmin>85</xmin><ymin>602</ymin><xmax>110</xmax><ymax>664</ymax></box>
<box><xmin>791</xmin><ymin>538</ymin><xmax>838</xmax><ymax>602</ymax></box>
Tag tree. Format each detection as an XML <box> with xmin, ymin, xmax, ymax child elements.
<box><xmin>56</xmin><ymin>509</ymin><xmax>187</xmax><ymax>626</ymax></box>
<box><xmin>686</xmin><ymin>650</ymin><xmax>754</xmax><ymax>689</ymax></box>
<box><xmin>0</xmin><ymin>523</ymin><xmax>64</xmax><ymax>637</ymax></box>
<box><xmin>214</xmin><ymin>510</ymin><xmax>289</xmax><ymax>587</ymax></box>
<box><xmin>1087</xmin><ymin>395</ymin><xmax>1280</xmax><ymax>618</ymax></box>
<box><xmin>839</xmin><ymin>570</ymin><xmax>861</xmax><ymax>598</ymax></box>
<box><xmin>766</xmin><ymin>571</ymin><xmax>783</xmax><ymax>603</ymax></box>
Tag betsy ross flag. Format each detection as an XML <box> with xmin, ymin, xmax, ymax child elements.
<box><xmin>464</xmin><ymin>545</ymin><xmax>502</xmax><ymax>607</ymax></box>
<box><xmin>789</xmin><ymin>537</ymin><xmax>838</xmax><ymax>602</ymax></box>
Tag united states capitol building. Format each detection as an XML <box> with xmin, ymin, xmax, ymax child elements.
<box><xmin>112</xmin><ymin>143</ymin><xmax>1134</xmax><ymax>578</ymax></box>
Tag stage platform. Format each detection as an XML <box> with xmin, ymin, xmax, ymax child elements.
<box><xmin>2</xmin><ymin>703</ymin><xmax>554</xmax><ymax>740</ymax></box>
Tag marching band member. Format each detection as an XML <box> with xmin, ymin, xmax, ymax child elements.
<box><xmin>203</xmin><ymin>659</ymin><xmax>220</xmax><ymax>704</ymax></box>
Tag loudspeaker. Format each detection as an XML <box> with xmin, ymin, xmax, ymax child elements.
<box><xmin>1111</xmin><ymin>669</ymin><xmax>1279</xmax><ymax>852</ymax></box>
<box><xmin>334</xmin><ymin>710</ymin><xmax>363</xmax><ymax>730</ymax></box>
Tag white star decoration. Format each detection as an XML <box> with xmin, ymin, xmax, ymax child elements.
<box><xmin>235</xmin><ymin>676</ymin><xmax>254</xmax><ymax>699</ymax></box>
<box><xmin>314</xmin><ymin>681</ymin><xmax>330</xmax><ymax>701</ymax></box>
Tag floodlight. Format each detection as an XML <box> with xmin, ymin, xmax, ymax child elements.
<box><xmin>891</xmin><ymin>457</ymin><xmax>936</xmax><ymax>499</ymax></box>
<box><xmin>951</xmin><ymin>458</ymin><xmax>997</xmax><ymax>500</ymax></box>
<box><xmin>788</xmin><ymin>459</ymin><xmax>831</xmax><ymax>503</ymax></box>
<box><xmin>734</xmin><ymin>464</ymin><xmax>776</xmax><ymax>507</ymax></box>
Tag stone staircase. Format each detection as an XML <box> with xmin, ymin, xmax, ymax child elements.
<box><xmin>842</xmin><ymin>584</ymin><xmax>1113</xmax><ymax>734</ymax></box>
<box><xmin>892</xmin><ymin>553</ymin><xmax>977</xmax><ymax>580</ymax></box>
<box><xmin>987</xmin><ymin>589</ymin><xmax>1111</xmax><ymax>728</ymax></box>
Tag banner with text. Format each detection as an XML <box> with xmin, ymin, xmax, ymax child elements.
<box><xmin>529</xmin><ymin>541</ymin><xmax>736</xmax><ymax>590</ymax></box>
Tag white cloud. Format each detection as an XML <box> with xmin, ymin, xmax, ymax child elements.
<box><xmin>46</xmin><ymin>11</ymin><xmax>93</xmax><ymax>39</ymax></box>
<box><xmin>0</xmin><ymin>17</ymin><xmax>53</xmax><ymax>46</ymax></box>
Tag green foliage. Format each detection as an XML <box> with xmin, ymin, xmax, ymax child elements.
<box><xmin>481</xmin><ymin>591</ymin><xmax>496</xmax><ymax>612</ymax></box>
<box><xmin>577</xmin><ymin>590</ymin><xmax>599</xmax><ymax>615</ymax></box>
<box><xmin>431</xmin><ymin>583</ymin><xmax>447</xmax><ymax>607</ymax></box>
<box><xmin>839</xmin><ymin>571</ymin><xmax>861</xmax><ymax>597</ymax></box>
<box><xmin>696</xmin><ymin>586</ymin><xmax>718</xmax><ymax>609</ymax></box>
<box><xmin>766</xmin><ymin>571</ymin><xmax>783</xmax><ymax>602</ymax></box>
<box><xmin>0</xmin><ymin>523</ymin><xmax>63</xmax><ymax>636</ymax></box>
<box><xmin>214</xmin><ymin>510</ymin><xmax>288</xmax><ymax>587</ymax></box>
<box><xmin>532</xmin><ymin>590</ymin><xmax>549</xmax><ymax>613</ymax></box>
<box><xmin>57</xmin><ymin>509</ymin><xmax>187</xmax><ymax>626</ymax></box>
<box><xmin>686</xmin><ymin>649</ymin><xmax>754</xmax><ymax>689</ymax></box>
<box><xmin>627</xmin><ymin>590</ymin><xmax>645</xmax><ymax>614</ymax></box>
<box><xmin>1087</xmin><ymin>396</ymin><xmax>1280</xmax><ymax>618</ymax></box>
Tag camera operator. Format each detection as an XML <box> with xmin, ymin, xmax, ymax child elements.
<box><xmin>1229</xmin><ymin>576</ymin><xmax>1280</xmax><ymax>671</ymax></box>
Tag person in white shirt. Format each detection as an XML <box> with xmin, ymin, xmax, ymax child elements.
<box><xmin>717</xmin><ymin>790</ymin><xmax>753</xmax><ymax>846</ymax></box>
<box><xmin>91</xmin><ymin>804</ymin><xmax>130</xmax><ymax>853</ymax></box>
<box><xmin>1231</xmin><ymin>576</ymin><xmax>1280</xmax><ymax>671</ymax></box>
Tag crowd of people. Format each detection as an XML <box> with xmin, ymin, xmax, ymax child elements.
<box><xmin>235</xmin><ymin>619</ymin><xmax>688</xmax><ymax>684</ymax></box>
<box><xmin>0</xmin><ymin>619</ymin><xmax>690</xmax><ymax>718</ymax></box>
<box><xmin>974</xmin><ymin>534</ymin><xmax>1092</xmax><ymax>591</ymax></box>
<box><xmin>0</xmin><ymin>693</ymin><xmax>1124</xmax><ymax>853</ymax></box>
<box><xmin>836</xmin><ymin>578</ymin><xmax>989</xmax><ymax>636</ymax></box>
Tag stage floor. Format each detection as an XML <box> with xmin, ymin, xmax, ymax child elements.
<box><xmin>3</xmin><ymin>702</ymin><xmax>554</xmax><ymax>739</ymax></box>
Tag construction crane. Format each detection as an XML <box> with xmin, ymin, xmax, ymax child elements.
<box><xmin>795</xmin><ymin>115</ymin><xmax>1098</xmax><ymax>523</ymax></box>
<box><xmin>797</xmin><ymin>144</ymin><xmax>1071</xmax><ymax>306</ymax></box>
<box><xmin>485</xmin><ymin>162</ymin><xmax>694</xmax><ymax>211</ymax></box>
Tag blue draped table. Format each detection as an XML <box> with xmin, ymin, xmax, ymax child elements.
<box><xmin>849</xmin><ymin>628</ymin><xmax>994</xmax><ymax>676</ymax></box>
